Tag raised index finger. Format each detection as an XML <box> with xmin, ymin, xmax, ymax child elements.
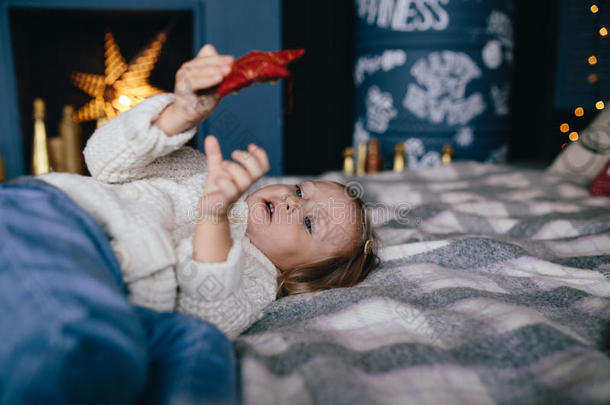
<box><xmin>204</xmin><ymin>135</ymin><xmax>223</xmax><ymax>169</ymax></box>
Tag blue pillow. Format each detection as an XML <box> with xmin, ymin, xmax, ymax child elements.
<box><xmin>0</xmin><ymin>178</ymin><xmax>237</xmax><ymax>404</ymax></box>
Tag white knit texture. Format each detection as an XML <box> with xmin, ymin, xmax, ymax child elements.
<box><xmin>38</xmin><ymin>93</ymin><xmax>278</xmax><ymax>339</ymax></box>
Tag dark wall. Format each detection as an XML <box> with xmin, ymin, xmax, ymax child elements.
<box><xmin>282</xmin><ymin>0</ymin><xmax>355</xmax><ymax>175</ymax></box>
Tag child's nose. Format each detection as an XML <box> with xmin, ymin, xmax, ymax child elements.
<box><xmin>283</xmin><ymin>194</ymin><xmax>300</xmax><ymax>213</ymax></box>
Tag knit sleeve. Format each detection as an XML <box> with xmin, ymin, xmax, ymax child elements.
<box><xmin>174</xmin><ymin>234</ymin><xmax>277</xmax><ymax>340</ymax></box>
<box><xmin>83</xmin><ymin>93</ymin><xmax>197</xmax><ymax>184</ymax></box>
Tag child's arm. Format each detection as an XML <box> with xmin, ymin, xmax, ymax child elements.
<box><xmin>193</xmin><ymin>135</ymin><xmax>269</xmax><ymax>263</ymax></box>
<box><xmin>83</xmin><ymin>44</ymin><xmax>233</xmax><ymax>184</ymax></box>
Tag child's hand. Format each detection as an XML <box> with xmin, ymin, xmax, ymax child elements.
<box><xmin>154</xmin><ymin>44</ymin><xmax>233</xmax><ymax>135</ymax></box>
<box><xmin>199</xmin><ymin>135</ymin><xmax>270</xmax><ymax>221</ymax></box>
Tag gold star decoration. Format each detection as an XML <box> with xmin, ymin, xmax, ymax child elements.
<box><xmin>71</xmin><ymin>28</ymin><xmax>169</xmax><ymax>123</ymax></box>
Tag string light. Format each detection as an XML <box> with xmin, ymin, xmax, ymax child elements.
<box><xmin>556</xmin><ymin>4</ymin><xmax>603</xmax><ymax>150</ymax></box>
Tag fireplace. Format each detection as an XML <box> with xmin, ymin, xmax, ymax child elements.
<box><xmin>0</xmin><ymin>0</ymin><xmax>282</xmax><ymax>179</ymax></box>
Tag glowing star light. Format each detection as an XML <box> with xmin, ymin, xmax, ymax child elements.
<box><xmin>71</xmin><ymin>28</ymin><xmax>169</xmax><ymax>122</ymax></box>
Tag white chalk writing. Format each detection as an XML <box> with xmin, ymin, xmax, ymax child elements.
<box><xmin>356</xmin><ymin>0</ymin><xmax>450</xmax><ymax>32</ymax></box>
<box><xmin>354</xmin><ymin>49</ymin><xmax>407</xmax><ymax>86</ymax></box>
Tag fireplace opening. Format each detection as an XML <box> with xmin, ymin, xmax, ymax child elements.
<box><xmin>9</xmin><ymin>7</ymin><xmax>194</xmax><ymax>175</ymax></box>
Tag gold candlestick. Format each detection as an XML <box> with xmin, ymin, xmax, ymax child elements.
<box><xmin>32</xmin><ymin>98</ymin><xmax>50</xmax><ymax>175</ymax></box>
<box><xmin>366</xmin><ymin>138</ymin><xmax>383</xmax><ymax>173</ymax></box>
<box><xmin>356</xmin><ymin>141</ymin><xmax>367</xmax><ymax>176</ymax></box>
<box><xmin>442</xmin><ymin>144</ymin><xmax>454</xmax><ymax>165</ymax></box>
<box><xmin>342</xmin><ymin>147</ymin><xmax>355</xmax><ymax>174</ymax></box>
<box><xmin>60</xmin><ymin>105</ymin><xmax>83</xmax><ymax>174</ymax></box>
<box><xmin>393</xmin><ymin>143</ymin><xmax>405</xmax><ymax>172</ymax></box>
<box><xmin>48</xmin><ymin>137</ymin><xmax>65</xmax><ymax>172</ymax></box>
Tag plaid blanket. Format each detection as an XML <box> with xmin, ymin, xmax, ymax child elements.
<box><xmin>234</xmin><ymin>162</ymin><xmax>610</xmax><ymax>405</ymax></box>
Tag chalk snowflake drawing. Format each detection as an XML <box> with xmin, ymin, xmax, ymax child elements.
<box><xmin>366</xmin><ymin>85</ymin><xmax>398</xmax><ymax>133</ymax></box>
<box><xmin>354</xmin><ymin>119</ymin><xmax>371</xmax><ymax>145</ymax></box>
<box><xmin>486</xmin><ymin>144</ymin><xmax>508</xmax><ymax>164</ymax></box>
<box><xmin>404</xmin><ymin>137</ymin><xmax>442</xmax><ymax>168</ymax></box>
<box><xmin>455</xmin><ymin>126</ymin><xmax>474</xmax><ymax>148</ymax></box>
<box><xmin>403</xmin><ymin>51</ymin><xmax>486</xmax><ymax>125</ymax></box>
<box><xmin>482</xmin><ymin>40</ymin><xmax>503</xmax><ymax>69</ymax></box>
<box><xmin>354</xmin><ymin>49</ymin><xmax>407</xmax><ymax>86</ymax></box>
<box><xmin>483</xmin><ymin>10</ymin><xmax>514</xmax><ymax>67</ymax></box>
<box><xmin>490</xmin><ymin>83</ymin><xmax>510</xmax><ymax>116</ymax></box>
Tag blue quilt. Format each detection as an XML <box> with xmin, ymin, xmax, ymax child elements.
<box><xmin>0</xmin><ymin>177</ymin><xmax>237</xmax><ymax>405</ymax></box>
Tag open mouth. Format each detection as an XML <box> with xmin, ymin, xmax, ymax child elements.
<box><xmin>265</xmin><ymin>200</ymin><xmax>274</xmax><ymax>219</ymax></box>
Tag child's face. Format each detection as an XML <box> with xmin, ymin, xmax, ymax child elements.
<box><xmin>245</xmin><ymin>180</ymin><xmax>359</xmax><ymax>271</ymax></box>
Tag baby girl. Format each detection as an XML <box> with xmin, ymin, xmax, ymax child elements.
<box><xmin>38</xmin><ymin>44</ymin><xmax>379</xmax><ymax>339</ymax></box>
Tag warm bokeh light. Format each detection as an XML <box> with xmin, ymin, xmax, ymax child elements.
<box><xmin>588</xmin><ymin>55</ymin><xmax>598</xmax><ymax>65</ymax></box>
<box><xmin>569</xmin><ymin>132</ymin><xmax>579</xmax><ymax>142</ymax></box>
<box><xmin>600</xmin><ymin>27</ymin><xmax>608</xmax><ymax>37</ymax></box>
<box><xmin>560</xmin><ymin>123</ymin><xmax>570</xmax><ymax>132</ymax></box>
<box><xmin>588</xmin><ymin>73</ymin><xmax>599</xmax><ymax>83</ymax></box>
<box><xmin>596</xmin><ymin>101</ymin><xmax>605</xmax><ymax>110</ymax></box>
<box><xmin>118</xmin><ymin>95</ymin><xmax>132</xmax><ymax>106</ymax></box>
<box><xmin>591</xmin><ymin>4</ymin><xmax>599</xmax><ymax>13</ymax></box>
<box><xmin>574</xmin><ymin>107</ymin><xmax>584</xmax><ymax>117</ymax></box>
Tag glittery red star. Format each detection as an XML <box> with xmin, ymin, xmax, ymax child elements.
<box><xmin>217</xmin><ymin>49</ymin><xmax>305</xmax><ymax>97</ymax></box>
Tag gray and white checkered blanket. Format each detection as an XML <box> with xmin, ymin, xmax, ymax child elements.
<box><xmin>235</xmin><ymin>162</ymin><xmax>610</xmax><ymax>405</ymax></box>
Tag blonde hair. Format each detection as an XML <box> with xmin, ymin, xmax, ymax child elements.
<box><xmin>275</xmin><ymin>182</ymin><xmax>380</xmax><ymax>298</ymax></box>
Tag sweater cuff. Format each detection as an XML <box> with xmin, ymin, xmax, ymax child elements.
<box><xmin>125</xmin><ymin>93</ymin><xmax>198</xmax><ymax>158</ymax></box>
<box><xmin>176</xmin><ymin>238</ymin><xmax>243</xmax><ymax>301</ymax></box>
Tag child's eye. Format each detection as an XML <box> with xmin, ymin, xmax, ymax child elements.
<box><xmin>295</xmin><ymin>185</ymin><xmax>303</xmax><ymax>198</ymax></box>
<box><xmin>304</xmin><ymin>217</ymin><xmax>312</xmax><ymax>233</ymax></box>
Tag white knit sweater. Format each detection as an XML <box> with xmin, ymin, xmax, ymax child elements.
<box><xmin>38</xmin><ymin>93</ymin><xmax>278</xmax><ymax>340</ymax></box>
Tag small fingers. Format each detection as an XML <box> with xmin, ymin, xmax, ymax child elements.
<box><xmin>247</xmin><ymin>144</ymin><xmax>271</xmax><ymax>173</ymax></box>
<box><xmin>231</xmin><ymin>149</ymin><xmax>265</xmax><ymax>179</ymax></box>
<box><xmin>185</xmin><ymin>55</ymin><xmax>234</xmax><ymax>71</ymax></box>
<box><xmin>222</xmin><ymin>161</ymin><xmax>253</xmax><ymax>192</ymax></box>
<box><xmin>178</xmin><ymin>68</ymin><xmax>224</xmax><ymax>91</ymax></box>
<box><xmin>204</xmin><ymin>136</ymin><xmax>223</xmax><ymax>168</ymax></box>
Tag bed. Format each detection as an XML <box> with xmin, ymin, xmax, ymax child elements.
<box><xmin>235</xmin><ymin>161</ymin><xmax>610</xmax><ymax>405</ymax></box>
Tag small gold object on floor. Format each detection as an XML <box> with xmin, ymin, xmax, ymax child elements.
<box><xmin>442</xmin><ymin>144</ymin><xmax>454</xmax><ymax>165</ymax></box>
<box><xmin>60</xmin><ymin>105</ymin><xmax>84</xmax><ymax>174</ymax></box>
<box><xmin>356</xmin><ymin>142</ymin><xmax>367</xmax><ymax>176</ymax></box>
<box><xmin>366</xmin><ymin>138</ymin><xmax>383</xmax><ymax>173</ymax></box>
<box><xmin>342</xmin><ymin>147</ymin><xmax>355</xmax><ymax>174</ymax></box>
<box><xmin>393</xmin><ymin>143</ymin><xmax>405</xmax><ymax>172</ymax></box>
<box><xmin>32</xmin><ymin>98</ymin><xmax>50</xmax><ymax>175</ymax></box>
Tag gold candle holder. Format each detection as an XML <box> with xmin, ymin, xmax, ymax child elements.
<box><xmin>366</xmin><ymin>138</ymin><xmax>383</xmax><ymax>173</ymax></box>
<box><xmin>356</xmin><ymin>141</ymin><xmax>367</xmax><ymax>176</ymax></box>
<box><xmin>342</xmin><ymin>147</ymin><xmax>355</xmax><ymax>174</ymax></box>
<box><xmin>60</xmin><ymin>105</ymin><xmax>83</xmax><ymax>174</ymax></box>
<box><xmin>32</xmin><ymin>98</ymin><xmax>50</xmax><ymax>175</ymax></box>
<box><xmin>393</xmin><ymin>143</ymin><xmax>405</xmax><ymax>172</ymax></box>
<box><xmin>442</xmin><ymin>144</ymin><xmax>454</xmax><ymax>165</ymax></box>
<box><xmin>48</xmin><ymin>137</ymin><xmax>65</xmax><ymax>172</ymax></box>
